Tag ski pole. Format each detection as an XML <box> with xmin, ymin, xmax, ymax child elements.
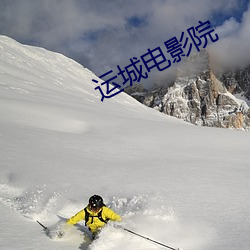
<box><xmin>122</xmin><ymin>227</ymin><xmax>180</xmax><ymax>250</ymax></box>
<box><xmin>37</xmin><ymin>220</ymin><xmax>48</xmax><ymax>231</ymax></box>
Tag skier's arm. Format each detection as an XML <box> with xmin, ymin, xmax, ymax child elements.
<box><xmin>104</xmin><ymin>207</ymin><xmax>122</xmax><ymax>222</ymax></box>
<box><xmin>67</xmin><ymin>209</ymin><xmax>85</xmax><ymax>225</ymax></box>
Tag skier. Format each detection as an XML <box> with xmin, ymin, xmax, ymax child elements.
<box><xmin>66</xmin><ymin>194</ymin><xmax>122</xmax><ymax>239</ymax></box>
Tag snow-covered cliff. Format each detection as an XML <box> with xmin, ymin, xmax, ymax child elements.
<box><xmin>126</xmin><ymin>50</ymin><xmax>250</xmax><ymax>130</ymax></box>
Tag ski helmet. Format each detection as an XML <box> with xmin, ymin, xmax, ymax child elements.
<box><xmin>89</xmin><ymin>195</ymin><xmax>104</xmax><ymax>210</ymax></box>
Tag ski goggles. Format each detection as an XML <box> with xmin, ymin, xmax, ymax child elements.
<box><xmin>89</xmin><ymin>205</ymin><xmax>101</xmax><ymax>212</ymax></box>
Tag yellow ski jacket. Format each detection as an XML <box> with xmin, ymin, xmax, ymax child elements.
<box><xmin>67</xmin><ymin>206</ymin><xmax>121</xmax><ymax>233</ymax></box>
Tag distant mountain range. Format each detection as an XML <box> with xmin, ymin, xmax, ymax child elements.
<box><xmin>125</xmin><ymin>49</ymin><xmax>250</xmax><ymax>130</ymax></box>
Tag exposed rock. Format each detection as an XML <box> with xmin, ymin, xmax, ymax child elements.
<box><xmin>125</xmin><ymin>84</ymin><xmax>147</xmax><ymax>103</ymax></box>
<box><xmin>125</xmin><ymin>49</ymin><xmax>250</xmax><ymax>130</ymax></box>
<box><xmin>217</xmin><ymin>66</ymin><xmax>250</xmax><ymax>100</ymax></box>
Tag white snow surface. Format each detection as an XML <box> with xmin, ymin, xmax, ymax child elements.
<box><xmin>0</xmin><ymin>35</ymin><xmax>250</xmax><ymax>250</ymax></box>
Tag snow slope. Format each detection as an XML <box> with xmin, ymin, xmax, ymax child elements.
<box><xmin>0</xmin><ymin>35</ymin><xmax>250</xmax><ymax>250</ymax></box>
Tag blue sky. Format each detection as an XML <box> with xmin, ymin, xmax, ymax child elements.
<box><xmin>0</xmin><ymin>0</ymin><xmax>249</xmax><ymax>87</ymax></box>
<box><xmin>210</xmin><ymin>0</ymin><xmax>249</xmax><ymax>25</ymax></box>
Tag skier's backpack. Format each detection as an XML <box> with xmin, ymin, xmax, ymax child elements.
<box><xmin>84</xmin><ymin>206</ymin><xmax>109</xmax><ymax>226</ymax></box>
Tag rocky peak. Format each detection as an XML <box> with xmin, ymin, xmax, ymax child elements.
<box><xmin>177</xmin><ymin>49</ymin><xmax>210</xmax><ymax>78</ymax></box>
<box><xmin>125</xmin><ymin>49</ymin><xmax>250</xmax><ymax>130</ymax></box>
<box><xmin>217</xmin><ymin>66</ymin><xmax>250</xmax><ymax>100</ymax></box>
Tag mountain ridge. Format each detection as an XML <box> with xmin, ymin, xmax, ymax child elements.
<box><xmin>125</xmin><ymin>49</ymin><xmax>250</xmax><ymax>130</ymax></box>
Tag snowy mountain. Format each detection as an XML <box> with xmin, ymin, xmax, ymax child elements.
<box><xmin>0</xmin><ymin>36</ymin><xmax>250</xmax><ymax>250</ymax></box>
<box><xmin>217</xmin><ymin>65</ymin><xmax>250</xmax><ymax>101</ymax></box>
<box><xmin>126</xmin><ymin>50</ymin><xmax>250</xmax><ymax>130</ymax></box>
